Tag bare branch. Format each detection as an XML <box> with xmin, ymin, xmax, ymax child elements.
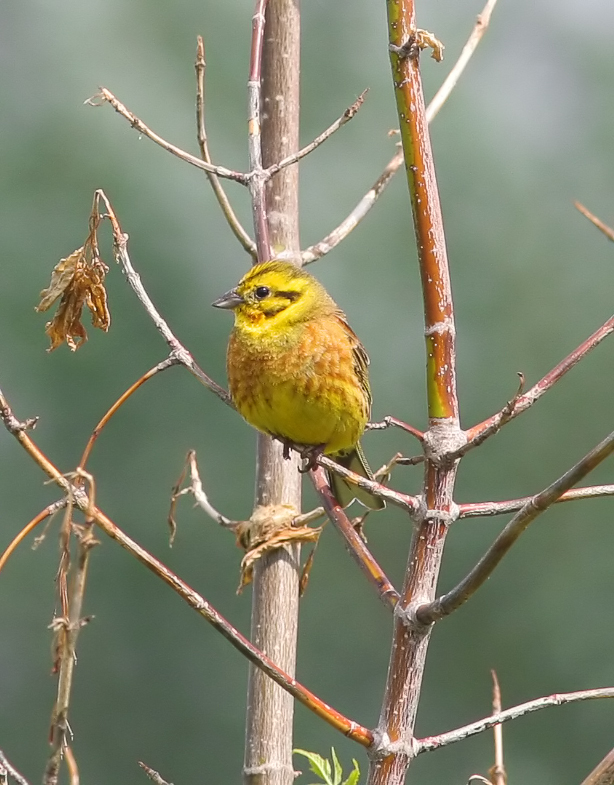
<box><xmin>467</xmin><ymin>315</ymin><xmax>614</xmax><ymax>443</ymax></box>
<box><xmin>0</xmin><ymin>389</ymin><xmax>373</xmax><ymax>748</ymax></box>
<box><xmin>426</xmin><ymin>0</ymin><xmax>500</xmax><ymax>123</ymax></box>
<box><xmin>459</xmin><ymin>484</ymin><xmax>614</xmax><ymax>519</ymax></box>
<box><xmin>88</xmin><ymin>89</ymin><xmax>248</xmax><ymax>183</ymax></box>
<box><xmin>580</xmin><ymin>748</ymin><xmax>614</xmax><ymax>785</ymax></box>
<box><xmin>310</xmin><ymin>467</ymin><xmax>400</xmax><ymax>609</ymax></box>
<box><xmin>170</xmin><ymin>450</ymin><xmax>236</xmax><ymax>535</ymax></box>
<box><xmin>266</xmin><ymin>90</ymin><xmax>368</xmax><ymax>179</ymax></box>
<box><xmin>489</xmin><ymin>671</ymin><xmax>507</xmax><ymax>785</ymax></box>
<box><xmin>317</xmin><ymin>454</ymin><xmax>419</xmax><ymax>514</ymax></box>
<box><xmin>417</xmin><ymin>429</ymin><xmax>614</xmax><ymax>624</ymax></box>
<box><xmin>93</xmin><ymin>190</ymin><xmax>231</xmax><ymax>405</ymax></box>
<box><xmin>366</xmin><ymin>415</ymin><xmax>424</xmax><ymax>442</ymax></box>
<box><xmin>247</xmin><ymin>0</ymin><xmax>271</xmax><ymax>259</ymax></box>
<box><xmin>195</xmin><ymin>36</ymin><xmax>257</xmax><ymax>258</ymax></box>
<box><xmin>417</xmin><ymin>687</ymin><xmax>614</xmax><ymax>754</ymax></box>
<box><xmin>44</xmin><ymin>472</ymin><xmax>98</xmax><ymax>785</ymax></box>
<box><xmin>302</xmin><ymin>0</ymin><xmax>499</xmax><ymax>264</ymax></box>
<box><xmin>301</xmin><ymin>146</ymin><xmax>404</xmax><ymax>264</ymax></box>
<box><xmin>452</xmin><ymin>373</ymin><xmax>524</xmax><ymax>459</ymax></box>
<box><xmin>79</xmin><ymin>359</ymin><xmax>177</xmax><ymax>471</ymax></box>
<box><xmin>0</xmin><ymin>500</ymin><xmax>67</xmax><ymax>576</ymax></box>
<box><xmin>0</xmin><ymin>751</ymin><xmax>31</xmax><ymax>785</ymax></box>
<box><xmin>138</xmin><ymin>762</ymin><xmax>174</xmax><ymax>785</ymax></box>
<box><xmin>575</xmin><ymin>201</ymin><xmax>614</xmax><ymax>243</ymax></box>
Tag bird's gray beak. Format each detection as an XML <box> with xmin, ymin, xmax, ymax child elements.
<box><xmin>212</xmin><ymin>288</ymin><xmax>244</xmax><ymax>310</ymax></box>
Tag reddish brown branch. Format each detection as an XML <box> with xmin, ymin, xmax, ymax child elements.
<box><xmin>368</xmin><ymin>5</ymin><xmax>462</xmax><ymax>784</ymax></box>
<box><xmin>0</xmin><ymin>500</ymin><xmax>67</xmax><ymax>576</ymax></box>
<box><xmin>0</xmin><ymin>388</ymin><xmax>372</xmax><ymax>748</ymax></box>
<box><xmin>79</xmin><ymin>359</ymin><xmax>177</xmax><ymax>471</ymax></box>
<box><xmin>310</xmin><ymin>467</ymin><xmax>399</xmax><ymax>609</ymax></box>
<box><xmin>317</xmin><ymin>455</ymin><xmax>419</xmax><ymax>514</ymax></box>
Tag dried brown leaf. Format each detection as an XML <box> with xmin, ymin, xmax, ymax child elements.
<box><xmin>36</xmin><ymin>248</ymin><xmax>110</xmax><ymax>352</ymax></box>
<box><xmin>237</xmin><ymin>524</ymin><xmax>322</xmax><ymax>593</ymax></box>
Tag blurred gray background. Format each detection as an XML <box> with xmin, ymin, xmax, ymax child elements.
<box><xmin>1</xmin><ymin>0</ymin><xmax>613</xmax><ymax>783</ymax></box>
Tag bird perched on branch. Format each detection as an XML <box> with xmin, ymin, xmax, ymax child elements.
<box><xmin>213</xmin><ymin>260</ymin><xmax>384</xmax><ymax>510</ymax></box>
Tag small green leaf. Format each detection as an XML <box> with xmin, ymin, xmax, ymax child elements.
<box><xmin>293</xmin><ymin>748</ymin><xmax>360</xmax><ymax>785</ymax></box>
<box><xmin>294</xmin><ymin>749</ymin><xmax>333</xmax><ymax>785</ymax></box>
<box><xmin>331</xmin><ymin>748</ymin><xmax>343</xmax><ymax>785</ymax></box>
<box><xmin>342</xmin><ymin>759</ymin><xmax>360</xmax><ymax>785</ymax></box>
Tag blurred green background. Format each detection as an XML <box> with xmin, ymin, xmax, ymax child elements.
<box><xmin>1</xmin><ymin>0</ymin><xmax>613</xmax><ymax>783</ymax></box>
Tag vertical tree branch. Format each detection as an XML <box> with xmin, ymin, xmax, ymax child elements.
<box><xmin>369</xmin><ymin>5</ymin><xmax>461</xmax><ymax>784</ymax></box>
<box><xmin>244</xmin><ymin>2</ymin><xmax>303</xmax><ymax>785</ymax></box>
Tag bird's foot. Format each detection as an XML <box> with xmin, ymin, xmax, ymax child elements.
<box><xmin>299</xmin><ymin>444</ymin><xmax>325</xmax><ymax>473</ymax></box>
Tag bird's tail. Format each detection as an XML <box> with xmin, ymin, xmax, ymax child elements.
<box><xmin>327</xmin><ymin>443</ymin><xmax>385</xmax><ymax>510</ymax></box>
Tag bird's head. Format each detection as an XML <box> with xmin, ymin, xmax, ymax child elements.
<box><xmin>212</xmin><ymin>260</ymin><xmax>334</xmax><ymax>328</ymax></box>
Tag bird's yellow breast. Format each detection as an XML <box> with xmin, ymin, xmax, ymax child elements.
<box><xmin>227</xmin><ymin>315</ymin><xmax>369</xmax><ymax>455</ymax></box>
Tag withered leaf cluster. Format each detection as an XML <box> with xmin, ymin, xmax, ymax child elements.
<box><xmin>36</xmin><ymin>245</ymin><xmax>110</xmax><ymax>352</ymax></box>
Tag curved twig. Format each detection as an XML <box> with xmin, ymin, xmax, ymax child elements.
<box><xmin>94</xmin><ymin>190</ymin><xmax>231</xmax><ymax>405</ymax></box>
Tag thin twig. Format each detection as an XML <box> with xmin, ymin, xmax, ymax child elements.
<box><xmin>301</xmin><ymin>146</ymin><xmax>404</xmax><ymax>264</ymax></box>
<box><xmin>366</xmin><ymin>416</ymin><xmax>424</xmax><ymax>442</ymax></box>
<box><xmin>44</xmin><ymin>472</ymin><xmax>98</xmax><ymax>785</ymax></box>
<box><xmin>64</xmin><ymin>746</ymin><xmax>80</xmax><ymax>785</ymax></box>
<box><xmin>452</xmin><ymin>374</ymin><xmax>524</xmax><ymax>459</ymax></box>
<box><xmin>311</xmin><ymin>467</ymin><xmax>400</xmax><ymax>609</ymax></box>
<box><xmin>489</xmin><ymin>671</ymin><xmax>507</xmax><ymax>785</ymax></box>
<box><xmin>417</xmin><ymin>429</ymin><xmax>614</xmax><ymax>624</ymax></box>
<box><xmin>467</xmin><ymin>315</ymin><xmax>614</xmax><ymax>444</ymax></box>
<box><xmin>169</xmin><ymin>450</ymin><xmax>236</xmax><ymax>539</ymax></box>
<box><xmin>247</xmin><ymin>0</ymin><xmax>271</xmax><ymax>260</ymax></box>
<box><xmin>416</xmin><ymin>687</ymin><xmax>614</xmax><ymax>754</ymax></box>
<box><xmin>0</xmin><ymin>500</ymin><xmax>67</xmax><ymax>575</ymax></box>
<box><xmin>93</xmin><ymin>190</ymin><xmax>231</xmax><ymax>404</ymax></box>
<box><xmin>302</xmin><ymin>0</ymin><xmax>499</xmax><ymax>265</ymax></box>
<box><xmin>88</xmin><ymin>89</ymin><xmax>248</xmax><ymax>183</ymax></box>
<box><xmin>459</xmin><ymin>484</ymin><xmax>614</xmax><ymax>519</ymax></box>
<box><xmin>580</xmin><ymin>748</ymin><xmax>614</xmax><ymax>785</ymax></box>
<box><xmin>195</xmin><ymin>36</ymin><xmax>257</xmax><ymax>258</ymax></box>
<box><xmin>318</xmin><ymin>454</ymin><xmax>419</xmax><ymax>513</ymax></box>
<box><xmin>575</xmin><ymin>202</ymin><xmax>614</xmax><ymax>242</ymax></box>
<box><xmin>0</xmin><ymin>751</ymin><xmax>31</xmax><ymax>785</ymax></box>
<box><xmin>79</xmin><ymin>359</ymin><xmax>177</xmax><ymax>470</ymax></box>
<box><xmin>138</xmin><ymin>762</ymin><xmax>174</xmax><ymax>785</ymax></box>
<box><xmin>266</xmin><ymin>90</ymin><xmax>368</xmax><ymax>179</ymax></box>
<box><xmin>426</xmin><ymin>0</ymin><xmax>499</xmax><ymax>122</ymax></box>
<box><xmin>0</xmin><ymin>389</ymin><xmax>373</xmax><ymax>748</ymax></box>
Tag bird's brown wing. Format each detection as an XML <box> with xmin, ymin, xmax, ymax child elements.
<box><xmin>334</xmin><ymin>310</ymin><xmax>372</xmax><ymax>410</ymax></box>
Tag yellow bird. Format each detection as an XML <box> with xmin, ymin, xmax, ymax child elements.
<box><xmin>213</xmin><ymin>260</ymin><xmax>384</xmax><ymax>510</ymax></box>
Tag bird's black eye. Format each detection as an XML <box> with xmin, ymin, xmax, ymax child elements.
<box><xmin>254</xmin><ymin>286</ymin><xmax>270</xmax><ymax>300</ymax></box>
